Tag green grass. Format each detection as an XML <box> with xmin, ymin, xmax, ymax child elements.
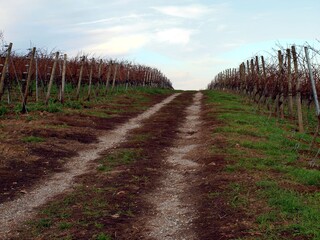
<box><xmin>29</xmin><ymin>185</ymin><xmax>111</xmax><ymax>233</ymax></box>
<box><xmin>22</xmin><ymin>136</ymin><xmax>45</xmax><ymax>143</ymax></box>
<box><xmin>0</xmin><ymin>105</ymin><xmax>8</xmax><ymax>116</ymax></box>
<box><xmin>228</xmin><ymin>183</ymin><xmax>249</xmax><ymax>208</ymax></box>
<box><xmin>206</xmin><ymin>91</ymin><xmax>315</xmax><ymax>181</ymax></box>
<box><xmin>130</xmin><ymin>133</ymin><xmax>152</xmax><ymax>143</ymax></box>
<box><xmin>205</xmin><ymin>90</ymin><xmax>320</xmax><ymax>239</ymax></box>
<box><xmin>86</xmin><ymin>110</ymin><xmax>111</xmax><ymax>118</ymax></box>
<box><xmin>256</xmin><ymin>180</ymin><xmax>320</xmax><ymax>238</ymax></box>
<box><xmin>34</xmin><ymin>218</ymin><xmax>52</xmax><ymax>229</ymax></box>
<box><xmin>44</xmin><ymin>123</ymin><xmax>69</xmax><ymax>129</ymax></box>
<box><xmin>95</xmin><ymin>233</ymin><xmax>112</xmax><ymax>240</ymax></box>
<box><xmin>58</xmin><ymin>221</ymin><xmax>73</xmax><ymax>230</ymax></box>
<box><xmin>287</xmin><ymin>168</ymin><xmax>320</xmax><ymax>186</ymax></box>
<box><xmin>97</xmin><ymin>148</ymin><xmax>141</xmax><ymax>172</ymax></box>
<box><xmin>1</xmin><ymin>86</ymin><xmax>175</xmax><ymax>117</ymax></box>
<box><xmin>64</xmin><ymin>100</ymin><xmax>83</xmax><ymax>109</ymax></box>
<box><xmin>14</xmin><ymin>101</ymin><xmax>63</xmax><ymax>113</ymax></box>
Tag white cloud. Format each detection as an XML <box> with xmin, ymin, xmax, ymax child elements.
<box><xmin>75</xmin><ymin>14</ymin><xmax>148</xmax><ymax>25</ymax></box>
<box><xmin>152</xmin><ymin>5</ymin><xmax>210</xmax><ymax>19</ymax></box>
<box><xmin>85</xmin><ymin>22</ymin><xmax>149</xmax><ymax>35</ymax></box>
<box><xmin>84</xmin><ymin>34</ymin><xmax>149</xmax><ymax>55</ymax></box>
<box><xmin>155</xmin><ymin>28</ymin><xmax>193</xmax><ymax>45</ymax></box>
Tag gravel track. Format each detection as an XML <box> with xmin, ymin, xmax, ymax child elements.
<box><xmin>0</xmin><ymin>93</ymin><xmax>180</xmax><ymax>238</ymax></box>
<box><xmin>144</xmin><ymin>92</ymin><xmax>202</xmax><ymax>240</ymax></box>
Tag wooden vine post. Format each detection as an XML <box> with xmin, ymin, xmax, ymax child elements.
<box><xmin>126</xmin><ymin>66</ymin><xmax>130</xmax><ymax>90</ymax></box>
<box><xmin>145</xmin><ymin>70</ymin><xmax>150</xmax><ymax>88</ymax></box>
<box><xmin>260</xmin><ymin>56</ymin><xmax>269</xmax><ymax>108</ymax></box>
<box><xmin>246</xmin><ymin>60</ymin><xmax>250</xmax><ymax>95</ymax></box>
<box><xmin>250</xmin><ymin>59</ymin><xmax>255</xmax><ymax>98</ymax></box>
<box><xmin>243</xmin><ymin>63</ymin><xmax>247</xmax><ymax>94</ymax></box>
<box><xmin>111</xmin><ymin>63</ymin><xmax>118</xmax><ymax>91</ymax></box>
<box><xmin>278</xmin><ymin>50</ymin><xmax>285</xmax><ymax>119</ymax></box>
<box><xmin>239</xmin><ymin>63</ymin><xmax>244</xmax><ymax>94</ymax></box>
<box><xmin>0</xmin><ymin>42</ymin><xmax>13</xmax><ymax>100</ymax></box>
<box><xmin>98</xmin><ymin>59</ymin><xmax>102</xmax><ymax>83</ymax></box>
<box><xmin>148</xmin><ymin>69</ymin><xmax>152</xmax><ymax>87</ymax></box>
<box><xmin>35</xmin><ymin>55</ymin><xmax>38</xmax><ymax>102</ymax></box>
<box><xmin>61</xmin><ymin>54</ymin><xmax>67</xmax><ymax>104</ymax></box>
<box><xmin>145</xmin><ymin>70</ymin><xmax>149</xmax><ymax>88</ymax></box>
<box><xmin>287</xmin><ymin>49</ymin><xmax>294</xmax><ymax>117</ymax></box>
<box><xmin>305</xmin><ymin>46</ymin><xmax>320</xmax><ymax>148</ymax></box>
<box><xmin>255</xmin><ymin>56</ymin><xmax>262</xmax><ymax>104</ymax></box>
<box><xmin>76</xmin><ymin>56</ymin><xmax>85</xmax><ymax>100</ymax></box>
<box><xmin>150</xmin><ymin>70</ymin><xmax>154</xmax><ymax>88</ymax></box>
<box><xmin>292</xmin><ymin>46</ymin><xmax>304</xmax><ymax>132</ymax></box>
<box><xmin>21</xmin><ymin>47</ymin><xmax>36</xmax><ymax>113</ymax></box>
<box><xmin>96</xmin><ymin>59</ymin><xmax>103</xmax><ymax>97</ymax></box>
<box><xmin>242</xmin><ymin>62</ymin><xmax>247</xmax><ymax>94</ymax></box>
<box><xmin>105</xmin><ymin>62</ymin><xmax>112</xmax><ymax>93</ymax></box>
<box><xmin>45</xmin><ymin>51</ymin><xmax>59</xmax><ymax>105</ymax></box>
<box><xmin>305</xmin><ymin>47</ymin><xmax>320</xmax><ymax>113</ymax></box>
<box><xmin>143</xmin><ymin>70</ymin><xmax>147</xmax><ymax>87</ymax></box>
<box><xmin>87</xmin><ymin>59</ymin><xmax>94</xmax><ymax>101</ymax></box>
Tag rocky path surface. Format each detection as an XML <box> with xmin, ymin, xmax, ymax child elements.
<box><xmin>144</xmin><ymin>92</ymin><xmax>203</xmax><ymax>240</ymax></box>
<box><xmin>0</xmin><ymin>93</ymin><xmax>180</xmax><ymax>238</ymax></box>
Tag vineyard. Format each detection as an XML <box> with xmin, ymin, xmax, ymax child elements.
<box><xmin>208</xmin><ymin>44</ymin><xmax>320</xmax><ymax>149</ymax></box>
<box><xmin>0</xmin><ymin>43</ymin><xmax>173</xmax><ymax>114</ymax></box>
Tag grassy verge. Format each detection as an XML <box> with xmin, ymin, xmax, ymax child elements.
<box><xmin>1</xmin><ymin>87</ymin><xmax>175</xmax><ymax>117</ymax></box>
<box><xmin>205</xmin><ymin>90</ymin><xmax>320</xmax><ymax>239</ymax></box>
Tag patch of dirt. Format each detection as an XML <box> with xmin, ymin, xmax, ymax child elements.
<box><xmin>22</xmin><ymin>128</ymin><xmax>98</xmax><ymax>144</ymax></box>
<box><xmin>0</xmin><ymin>144</ymin><xmax>77</xmax><ymax>202</ymax></box>
<box><xmin>30</xmin><ymin>146</ymin><xmax>76</xmax><ymax>159</ymax></box>
<box><xmin>0</xmin><ymin>93</ymin><xmax>167</xmax><ymax>205</ymax></box>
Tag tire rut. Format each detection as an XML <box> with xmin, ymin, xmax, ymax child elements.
<box><xmin>143</xmin><ymin>92</ymin><xmax>203</xmax><ymax>240</ymax></box>
<box><xmin>0</xmin><ymin>93</ymin><xmax>180</xmax><ymax>238</ymax></box>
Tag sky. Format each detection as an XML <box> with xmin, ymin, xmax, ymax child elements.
<box><xmin>0</xmin><ymin>0</ymin><xmax>320</xmax><ymax>90</ymax></box>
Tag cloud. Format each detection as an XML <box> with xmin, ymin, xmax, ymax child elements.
<box><xmin>85</xmin><ymin>22</ymin><xmax>150</xmax><ymax>36</ymax></box>
<box><xmin>74</xmin><ymin>14</ymin><xmax>149</xmax><ymax>25</ymax></box>
<box><xmin>84</xmin><ymin>34</ymin><xmax>149</xmax><ymax>56</ymax></box>
<box><xmin>155</xmin><ymin>28</ymin><xmax>193</xmax><ymax>45</ymax></box>
<box><xmin>152</xmin><ymin>5</ymin><xmax>210</xmax><ymax>19</ymax></box>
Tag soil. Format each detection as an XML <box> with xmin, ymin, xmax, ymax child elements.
<box><xmin>0</xmin><ymin>94</ymin><xmax>178</xmax><ymax>235</ymax></box>
<box><xmin>0</xmin><ymin>94</ymin><xmax>165</xmax><ymax>204</ymax></box>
